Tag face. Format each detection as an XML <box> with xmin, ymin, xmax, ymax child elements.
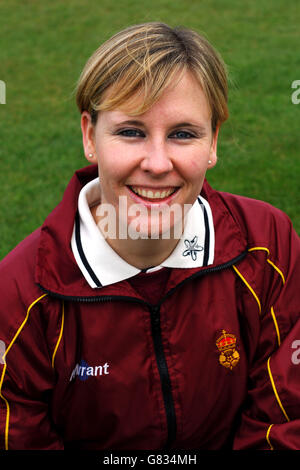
<box><xmin>81</xmin><ymin>71</ymin><xmax>219</xmax><ymax>240</ymax></box>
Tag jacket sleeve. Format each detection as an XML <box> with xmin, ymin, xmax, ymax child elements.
<box><xmin>0</xmin><ymin>247</ymin><xmax>64</xmax><ymax>450</ymax></box>
<box><xmin>233</xmin><ymin>215</ymin><xmax>300</xmax><ymax>450</ymax></box>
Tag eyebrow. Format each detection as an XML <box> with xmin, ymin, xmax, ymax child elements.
<box><xmin>113</xmin><ymin>119</ymin><xmax>207</xmax><ymax>133</ymax></box>
<box><xmin>172</xmin><ymin>122</ymin><xmax>207</xmax><ymax>133</ymax></box>
<box><xmin>114</xmin><ymin>119</ymin><xmax>145</xmax><ymax>127</ymax></box>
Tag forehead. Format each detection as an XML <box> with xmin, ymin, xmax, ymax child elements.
<box><xmin>100</xmin><ymin>71</ymin><xmax>212</xmax><ymax>126</ymax></box>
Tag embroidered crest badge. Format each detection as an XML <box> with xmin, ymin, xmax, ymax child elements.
<box><xmin>216</xmin><ymin>330</ymin><xmax>240</xmax><ymax>370</ymax></box>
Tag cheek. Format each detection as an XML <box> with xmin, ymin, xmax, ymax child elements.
<box><xmin>97</xmin><ymin>142</ymin><xmax>135</xmax><ymax>179</ymax></box>
<box><xmin>179</xmin><ymin>155</ymin><xmax>208</xmax><ymax>197</ymax></box>
<box><xmin>97</xmin><ymin>152</ymin><xmax>122</xmax><ymax>181</ymax></box>
<box><xmin>181</xmin><ymin>156</ymin><xmax>208</xmax><ymax>179</ymax></box>
<box><xmin>190</xmin><ymin>160</ymin><xmax>201</xmax><ymax>170</ymax></box>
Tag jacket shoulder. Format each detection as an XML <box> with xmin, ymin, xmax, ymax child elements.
<box><xmin>0</xmin><ymin>229</ymin><xmax>47</xmax><ymax>332</ymax></box>
<box><xmin>0</xmin><ymin>227</ymin><xmax>40</xmax><ymax>280</ymax></box>
<box><xmin>210</xmin><ymin>189</ymin><xmax>295</xmax><ymax>248</ymax></box>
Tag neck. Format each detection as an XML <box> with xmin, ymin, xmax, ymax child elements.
<box><xmin>104</xmin><ymin>236</ymin><xmax>180</xmax><ymax>270</ymax></box>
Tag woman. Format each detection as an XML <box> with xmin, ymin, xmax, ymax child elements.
<box><xmin>0</xmin><ymin>22</ymin><xmax>300</xmax><ymax>451</ymax></box>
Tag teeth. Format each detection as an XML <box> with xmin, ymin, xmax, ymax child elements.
<box><xmin>131</xmin><ymin>186</ymin><xmax>176</xmax><ymax>199</ymax></box>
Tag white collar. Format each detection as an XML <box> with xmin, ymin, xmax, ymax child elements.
<box><xmin>71</xmin><ymin>178</ymin><xmax>215</xmax><ymax>288</ymax></box>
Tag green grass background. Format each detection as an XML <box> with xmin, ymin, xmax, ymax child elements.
<box><xmin>0</xmin><ymin>0</ymin><xmax>299</xmax><ymax>260</ymax></box>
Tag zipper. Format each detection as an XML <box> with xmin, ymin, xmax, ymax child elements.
<box><xmin>150</xmin><ymin>304</ymin><xmax>176</xmax><ymax>449</ymax></box>
<box><xmin>38</xmin><ymin>248</ymin><xmax>248</xmax><ymax>448</ymax></box>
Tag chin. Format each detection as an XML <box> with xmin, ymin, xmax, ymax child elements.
<box><xmin>126</xmin><ymin>214</ymin><xmax>182</xmax><ymax>241</ymax></box>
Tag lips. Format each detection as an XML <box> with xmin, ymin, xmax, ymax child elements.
<box><xmin>130</xmin><ymin>185</ymin><xmax>177</xmax><ymax>199</ymax></box>
<box><xmin>127</xmin><ymin>185</ymin><xmax>180</xmax><ymax>203</ymax></box>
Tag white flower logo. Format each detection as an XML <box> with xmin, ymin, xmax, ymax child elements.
<box><xmin>182</xmin><ymin>236</ymin><xmax>203</xmax><ymax>261</ymax></box>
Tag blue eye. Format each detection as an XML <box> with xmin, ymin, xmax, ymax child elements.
<box><xmin>118</xmin><ymin>129</ymin><xmax>144</xmax><ymax>137</ymax></box>
<box><xmin>170</xmin><ymin>131</ymin><xmax>195</xmax><ymax>139</ymax></box>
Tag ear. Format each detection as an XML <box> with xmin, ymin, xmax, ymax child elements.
<box><xmin>207</xmin><ymin>123</ymin><xmax>220</xmax><ymax>169</ymax></box>
<box><xmin>81</xmin><ymin>111</ymin><xmax>97</xmax><ymax>163</ymax></box>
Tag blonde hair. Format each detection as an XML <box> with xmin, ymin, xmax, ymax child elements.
<box><xmin>76</xmin><ymin>22</ymin><xmax>229</xmax><ymax>132</ymax></box>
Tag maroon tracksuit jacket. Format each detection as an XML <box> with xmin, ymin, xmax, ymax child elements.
<box><xmin>0</xmin><ymin>165</ymin><xmax>300</xmax><ymax>450</ymax></box>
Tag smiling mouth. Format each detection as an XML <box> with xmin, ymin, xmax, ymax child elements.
<box><xmin>127</xmin><ymin>185</ymin><xmax>179</xmax><ymax>201</ymax></box>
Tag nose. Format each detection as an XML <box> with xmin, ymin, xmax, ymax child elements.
<box><xmin>140</xmin><ymin>140</ymin><xmax>173</xmax><ymax>176</ymax></box>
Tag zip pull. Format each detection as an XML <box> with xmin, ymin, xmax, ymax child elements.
<box><xmin>150</xmin><ymin>305</ymin><xmax>161</xmax><ymax>331</ymax></box>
